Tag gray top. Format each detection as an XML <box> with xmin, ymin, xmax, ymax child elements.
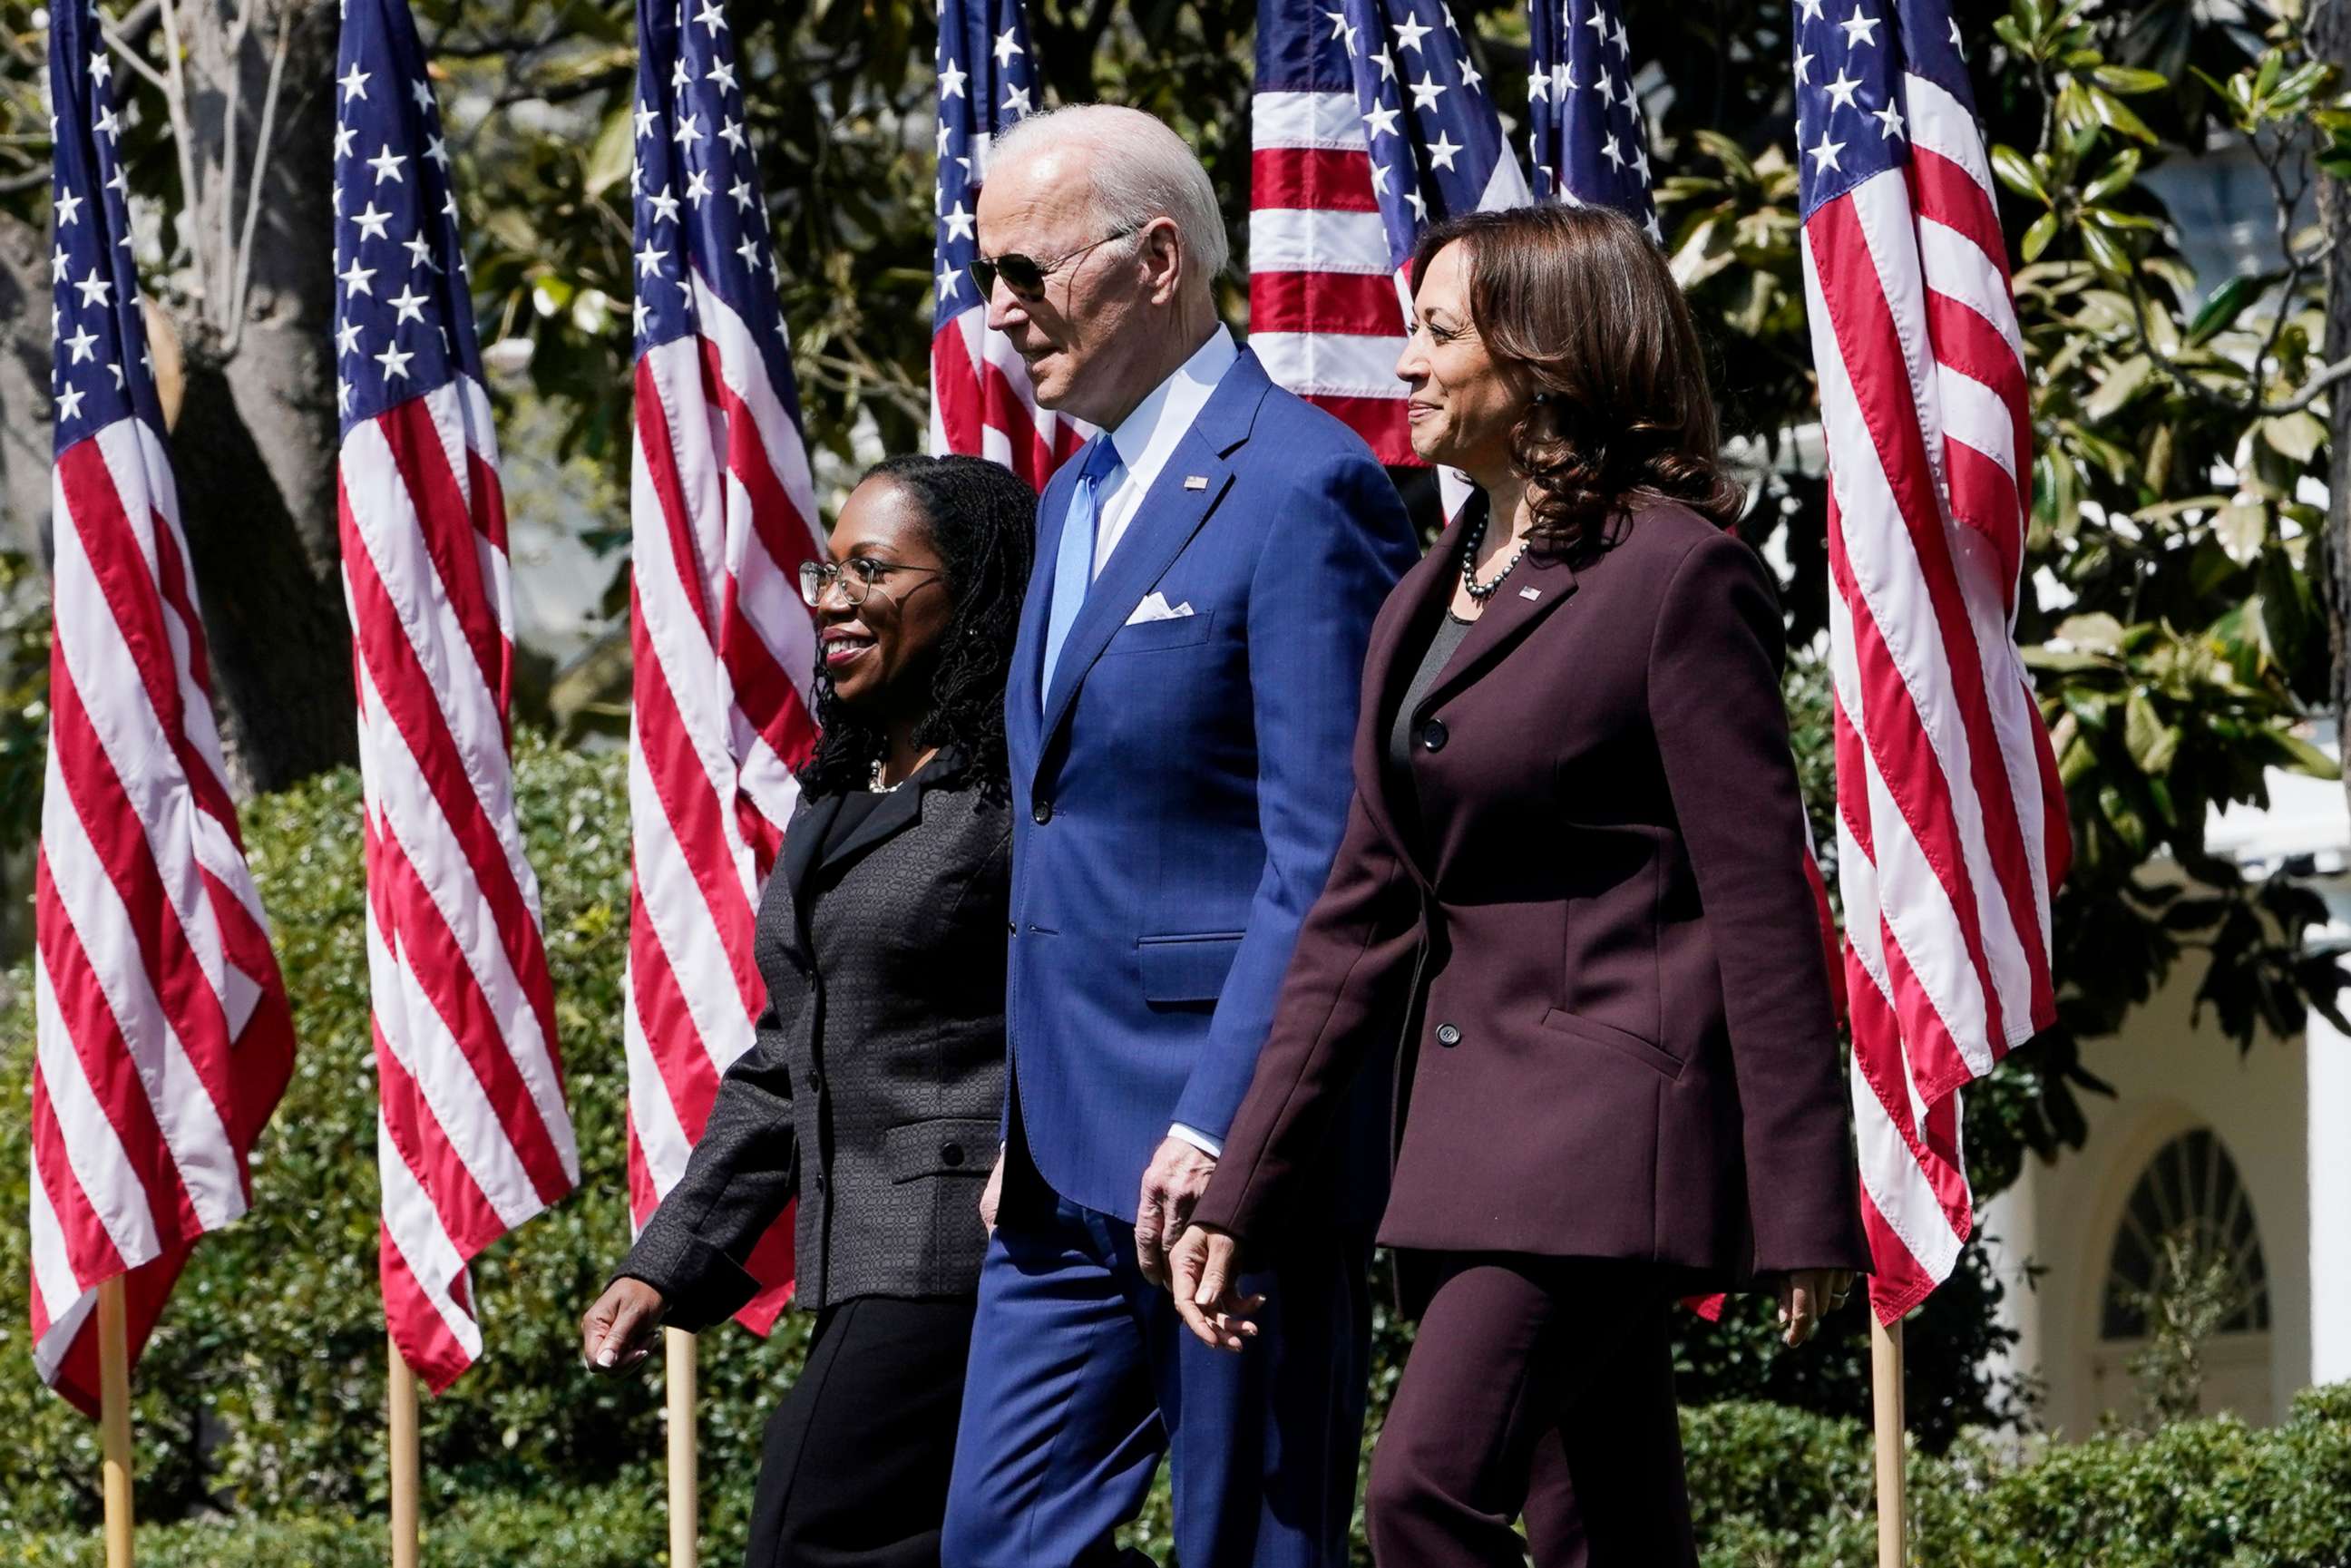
<box><xmin>1385</xmin><ymin>609</ymin><xmax>1478</xmax><ymax>814</ymax></box>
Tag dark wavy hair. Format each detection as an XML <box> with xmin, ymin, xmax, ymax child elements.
<box><xmin>795</xmin><ymin>453</ymin><xmax>1037</xmax><ymax>801</ymax></box>
<box><xmin>1410</xmin><ymin>203</ymin><xmax>1743</xmax><ymax>552</ymax></box>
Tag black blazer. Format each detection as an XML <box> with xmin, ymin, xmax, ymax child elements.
<box><xmin>621</xmin><ymin>760</ymin><xmax>1011</xmax><ymax>1325</ymax></box>
<box><xmin>1195</xmin><ymin>501</ymin><xmax>1869</xmax><ymax>1284</ymax></box>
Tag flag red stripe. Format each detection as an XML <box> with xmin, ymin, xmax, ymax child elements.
<box><xmin>1251</xmin><ymin>147</ymin><xmax>1381</xmax><ymax>212</ymax></box>
<box><xmin>1249</xmin><ymin>270</ymin><xmax>1407</xmax><ymax>337</ymax></box>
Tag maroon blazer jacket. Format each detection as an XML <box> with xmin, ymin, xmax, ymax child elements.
<box><xmin>1191</xmin><ymin>497</ymin><xmax>1871</xmax><ymax>1284</ymax></box>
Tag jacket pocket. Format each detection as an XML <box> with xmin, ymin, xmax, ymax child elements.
<box><xmin>881</xmin><ymin>1116</ymin><xmax>999</xmax><ymax>1183</ymax></box>
<box><xmin>1105</xmin><ymin>609</ymin><xmax>1216</xmax><ymax>655</ymax></box>
<box><xmin>1136</xmin><ymin>931</ymin><xmax>1245</xmax><ymax>1003</ymax></box>
<box><xmin>1538</xmin><ymin>1008</ymin><xmax>1684</xmax><ymax>1082</ymax></box>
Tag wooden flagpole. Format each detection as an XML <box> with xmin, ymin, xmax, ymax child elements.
<box><xmin>389</xmin><ymin>1335</ymin><xmax>421</xmax><ymax>1568</ymax></box>
<box><xmin>1871</xmin><ymin>1313</ymin><xmax>1907</xmax><ymax>1568</ymax></box>
<box><xmin>666</xmin><ymin>1328</ymin><xmax>699</xmax><ymax>1568</ymax></box>
<box><xmin>97</xmin><ymin>1275</ymin><xmax>133</xmax><ymax>1568</ymax></box>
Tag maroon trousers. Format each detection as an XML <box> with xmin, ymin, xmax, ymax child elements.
<box><xmin>1366</xmin><ymin>1256</ymin><xmax>1699</xmax><ymax>1568</ymax></box>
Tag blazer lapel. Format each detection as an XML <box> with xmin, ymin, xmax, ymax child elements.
<box><xmin>1350</xmin><ymin>515</ymin><xmax>1464</xmax><ymax>879</ymax></box>
<box><xmin>1033</xmin><ymin>352</ymin><xmax>1273</xmax><ymax>763</ymax></box>
<box><xmin>1415</xmin><ymin>540</ymin><xmax>1578</xmax><ymax>715</ymax></box>
<box><xmin>776</xmin><ymin>790</ymin><xmax>845</xmax><ymax>964</ymax></box>
<box><xmin>817</xmin><ymin>777</ymin><xmax>928</xmax><ymax>874</ymax></box>
<box><xmin>1010</xmin><ymin>462</ymin><xmax>1078</xmax><ymax>765</ymax></box>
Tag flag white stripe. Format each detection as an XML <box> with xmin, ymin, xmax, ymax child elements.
<box><xmin>37</xmin><ymin>742</ymin><xmax>245</xmax><ymax>1230</ymax></box>
<box><xmin>1250</xmin><ymin>89</ymin><xmax>1371</xmax><ymax>150</ymax></box>
<box><xmin>1249</xmin><ymin>209</ymin><xmax>1397</xmax><ymax>273</ymax></box>
<box><xmin>32</xmin><ymin>949</ymin><xmax>170</xmax><ymax>1268</ymax></box>
<box><xmin>377</xmin><ymin>1110</ymin><xmax>485</xmax><ymax>1359</ymax></box>
<box><xmin>1248</xmin><ymin>330</ymin><xmax>1411</xmax><ymax>397</ymax></box>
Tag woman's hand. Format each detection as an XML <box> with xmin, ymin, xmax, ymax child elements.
<box><xmin>579</xmin><ymin>1278</ymin><xmax>667</xmax><ymax>1375</ymax></box>
<box><xmin>1776</xmin><ymin>1268</ymin><xmax>1855</xmax><ymax>1349</ymax></box>
<box><xmin>1166</xmin><ymin>1224</ymin><xmax>1266</xmax><ymax>1352</ymax></box>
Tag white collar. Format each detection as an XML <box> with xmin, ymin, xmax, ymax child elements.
<box><xmin>1104</xmin><ymin>325</ymin><xmax>1239</xmax><ymax>480</ymax></box>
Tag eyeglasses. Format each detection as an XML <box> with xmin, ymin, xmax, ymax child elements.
<box><xmin>798</xmin><ymin>556</ymin><xmax>945</xmax><ymax>608</ymax></box>
<box><xmin>968</xmin><ymin>226</ymin><xmax>1140</xmax><ymax>303</ymax></box>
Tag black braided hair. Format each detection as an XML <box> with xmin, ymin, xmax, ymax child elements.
<box><xmin>795</xmin><ymin>453</ymin><xmax>1038</xmax><ymax>802</ymax></box>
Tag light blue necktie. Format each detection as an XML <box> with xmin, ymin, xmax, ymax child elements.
<box><xmin>1039</xmin><ymin>437</ymin><xmax>1122</xmax><ymax>707</ymax></box>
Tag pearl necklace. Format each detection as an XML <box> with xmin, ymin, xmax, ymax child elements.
<box><xmin>1458</xmin><ymin>511</ymin><xmax>1529</xmax><ymax>603</ymax></box>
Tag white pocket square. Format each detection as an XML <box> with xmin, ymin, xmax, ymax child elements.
<box><xmin>1126</xmin><ymin>592</ymin><xmax>1195</xmax><ymax>626</ymax></box>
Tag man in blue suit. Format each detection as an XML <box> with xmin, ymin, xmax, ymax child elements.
<box><xmin>941</xmin><ymin>104</ymin><xmax>1418</xmax><ymax>1568</ymax></box>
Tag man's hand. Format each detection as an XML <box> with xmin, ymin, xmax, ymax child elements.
<box><xmin>1776</xmin><ymin>1268</ymin><xmax>1855</xmax><ymax>1349</ymax></box>
<box><xmin>1166</xmin><ymin>1223</ymin><xmax>1264</xmax><ymax>1351</ymax></box>
<box><xmin>980</xmin><ymin>1145</ymin><xmax>1006</xmax><ymax>1236</ymax></box>
<box><xmin>1134</xmin><ymin>1135</ymin><xmax>1218</xmax><ymax>1287</ymax></box>
<box><xmin>579</xmin><ymin>1277</ymin><xmax>667</xmax><ymax>1375</ymax></box>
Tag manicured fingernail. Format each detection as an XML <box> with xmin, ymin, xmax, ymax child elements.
<box><xmin>596</xmin><ymin>1346</ymin><xmax>616</xmax><ymax>1368</ymax></box>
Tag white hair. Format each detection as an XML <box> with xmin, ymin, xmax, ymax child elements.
<box><xmin>987</xmin><ymin>103</ymin><xmax>1231</xmax><ymax>287</ymax></box>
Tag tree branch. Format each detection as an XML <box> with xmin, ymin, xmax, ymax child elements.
<box><xmin>222</xmin><ymin>5</ymin><xmax>292</xmax><ymax>355</ymax></box>
<box><xmin>154</xmin><ymin>0</ymin><xmax>206</xmax><ymax>306</ymax></box>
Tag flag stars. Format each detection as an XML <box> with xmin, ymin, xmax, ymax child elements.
<box><xmin>729</xmin><ymin>176</ymin><xmax>756</xmax><ymax>212</ymax></box>
<box><xmin>1362</xmin><ymin>99</ymin><xmax>1401</xmax><ymax>139</ymax></box>
<box><xmin>1600</xmin><ymin>131</ymin><xmax>1624</xmax><ymax>169</ymax></box>
<box><xmin>1372</xmin><ymin>44</ymin><xmax>1398</xmax><ymax>81</ymax></box>
<box><xmin>694</xmin><ymin>0</ymin><xmax>727</xmax><ymax>34</ymax></box>
<box><xmin>937</xmin><ymin>260</ymin><xmax>962</xmax><ymax>299</ymax></box>
<box><xmin>337</xmin><ymin>318</ymin><xmax>364</xmax><ymax>355</ymax></box>
<box><xmin>403</xmin><ymin>231</ymin><xmax>438</xmax><ymax>269</ymax></box>
<box><xmin>55</xmin><ymin>383</ymin><xmax>86</xmax><ymax>423</ymax></box>
<box><xmin>352</xmin><ymin>200</ymin><xmax>394</xmax><ymax>241</ymax></box>
<box><xmin>50</xmin><ymin>245</ymin><xmax>68</xmax><ymax>282</ymax></box>
<box><xmin>636</xmin><ymin>240</ymin><xmax>668</xmax><ymax>277</ymax></box>
<box><xmin>942</xmin><ymin>200</ymin><xmax>975</xmax><ymax>241</ymax></box>
<box><xmin>1824</xmin><ymin>69</ymin><xmax>1862</xmax><ymax>112</ymax></box>
<box><xmin>1393</xmin><ymin>14</ymin><xmax>1433</xmax><ymax>53</ymax></box>
<box><xmin>686</xmin><ymin>168</ymin><xmax>711</xmax><ymax>203</ymax></box>
<box><xmin>1839</xmin><ymin>5</ymin><xmax>1879</xmax><ymax>47</ymax></box>
<box><xmin>1798</xmin><ymin>0</ymin><xmax>1824</xmax><ymax>18</ymax></box>
<box><xmin>1809</xmin><ymin>130</ymin><xmax>1846</xmax><ymax>171</ymax></box>
<box><xmin>63</xmin><ymin>324</ymin><xmax>98</xmax><ymax>364</ymax></box>
<box><xmin>373</xmin><ymin>342</ymin><xmax>414</xmax><ymax>382</ymax></box>
<box><xmin>87</xmin><ymin>49</ymin><xmax>111</xmax><ymax>84</ymax></box>
<box><xmin>409</xmin><ymin>78</ymin><xmax>434</xmax><ymax>112</ymax></box>
<box><xmin>672</xmin><ymin>112</ymin><xmax>704</xmax><ymax>150</ymax></box>
<box><xmin>340</xmin><ymin>258</ymin><xmax>377</xmax><ymax>297</ymax></box>
<box><xmin>366</xmin><ymin>145</ymin><xmax>406</xmax><ymax>184</ymax></box>
<box><xmin>1003</xmin><ymin>83</ymin><xmax>1032</xmax><ymax>116</ymax></box>
<box><xmin>388</xmin><ymin>284</ymin><xmax>430</xmax><ymax>326</ymax></box>
<box><xmin>1459</xmin><ymin>53</ymin><xmax>1483</xmax><ymax>91</ymax></box>
<box><xmin>335</xmin><ymin>122</ymin><xmax>356</xmax><ymax>159</ymax></box>
<box><xmin>736</xmin><ymin>234</ymin><xmax>761</xmax><ymax>269</ymax></box>
<box><xmin>93</xmin><ymin>105</ymin><xmax>120</xmax><ymax>141</ymax></box>
<box><xmin>719</xmin><ymin>115</ymin><xmax>746</xmax><ymax>151</ymax></box>
<box><xmin>1873</xmin><ymin>100</ymin><xmax>1907</xmax><ymax>139</ymax></box>
<box><xmin>425</xmin><ymin>135</ymin><xmax>449</xmax><ymax>170</ymax></box>
<box><xmin>993</xmin><ymin>27</ymin><xmax>1024</xmax><ymax>66</ymax></box>
<box><xmin>54</xmin><ymin>189</ymin><xmax>82</xmax><ymax>226</ymax></box>
<box><xmin>339</xmin><ymin>63</ymin><xmax>369</xmax><ymax>101</ymax></box>
<box><xmin>635</xmin><ymin>100</ymin><xmax>659</xmax><ymax>138</ymax></box>
<box><xmin>1404</xmin><ymin>186</ymin><xmax>1428</xmax><ymax>223</ymax></box>
<box><xmin>1410</xmin><ymin>73</ymin><xmax>1447</xmax><ymax>111</ymax></box>
<box><xmin>72</xmin><ymin>267</ymin><xmax>112</xmax><ymax>308</ymax></box>
<box><xmin>707</xmin><ymin>57</ymin><xmax>738</xmax><ymax>93</ymax></box>
<box><xmin>938</xmin><ymin>59</ymin><xmax>968</xmax><ymax>99</ymax></box>
<box><xmin>1426</xmin><ymin>130</ymin><xmax>1462</xmax><ymax>170</ymax></box>
<box><xmin>647</xmin><ymin>182</ymin><xmax>681</xmax><ymax>223</ymax></box>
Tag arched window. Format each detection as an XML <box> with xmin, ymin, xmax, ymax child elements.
<box><xmin>2100</xmin><ymin>1128</ymin><xmax>2269</xmax><ymax>1340</ymax></box>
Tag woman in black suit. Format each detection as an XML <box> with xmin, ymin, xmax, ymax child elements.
<box><xmin>580</xmin><ymin>453</ymin><xmax>1035</xmax><ymax>1568</ymax></box>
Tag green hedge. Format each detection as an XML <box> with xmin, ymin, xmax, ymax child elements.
<box><xmin>14</xmin><ymin>1394</ymin><xmax>2349</xmax><ymax>1564</ymax></box>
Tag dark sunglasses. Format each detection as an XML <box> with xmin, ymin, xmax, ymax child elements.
<box><xmin>967</xmin><ymin>225</ymin><xmax>1140</xmax><ymax>303</ymax></box>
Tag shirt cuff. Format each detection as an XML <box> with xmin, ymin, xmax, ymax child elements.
<box><xmin>1167</xmin><ymin>1123</ymin><xmax>1223</xmax><ymax>1159</ymax></box>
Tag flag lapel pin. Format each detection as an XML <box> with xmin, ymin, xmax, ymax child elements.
<box><xmin>1519</xmin><ymin>586</ymin><xmax>1542</xmax><ymax>600</ymax></box>
<box><xmin>1184</xmin><ymin>474</ymin><xmax>1208</xmax><ymax>491</ymax></box>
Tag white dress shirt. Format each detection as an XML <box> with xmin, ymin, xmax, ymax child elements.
<box><xmin>1076</xmin><ymin>325</ymin><xmax>1241</xmax><ymax>1162</ymax></box>
<box><xmin>1083</xmin><ymin>325</ymin><xmax>1240</xmax><ymax>580</ymax></box>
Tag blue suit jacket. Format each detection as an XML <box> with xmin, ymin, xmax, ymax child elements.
<box><xmin>1002</xmin><ymin>348</ymin><xmax>1418</xmax><ymax>1224</ymax></box>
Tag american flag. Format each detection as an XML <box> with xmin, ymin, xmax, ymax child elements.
<box><xmin>1250</xmin><ymin>0</ymin><xmax>1527</xmax><ymax>466</ymax></box>
<box><xmin>28</xmin><ymin>0</ymin><xmax>298</xmax><ymax>1416</ymax></box>
<box><xmin>928</xmin><ymin>0</ymin><xmax>1089</xmax><ymax>485</ymax></box>
<box><xmin>1792</xmin><ymin>0</ymin><xmax>2067</xmax><ymax>1320</ymax></box>
<box><xmin>334</xmin><ymin>0</ymin><xmax>578</xmax><ymax>1390</ymax></box>
<box><xmin>1525</xmin><ymin>0</ymin><xmax>1659</xmax><ymax>238</ymax></box>
<box><xmin>622</xmin><ymin>0</ymin><xmax>824</xmax><ymax>1333</ymax></box>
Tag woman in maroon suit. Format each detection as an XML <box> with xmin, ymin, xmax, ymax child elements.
<box><xmin>1166</xmin><ymin>203</ymin><xmax>1868</xmax><ymax>1565</ymax></box>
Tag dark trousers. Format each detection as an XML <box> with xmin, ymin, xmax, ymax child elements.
<box><xmin>744</xmin><ymin>1293</ymin><xmax>976</xmax><ymax>1568</ymax></box>
<box><xmin>941</xmin><ymin>1192</ymin><xmax>1372</xmax><ymax>1568</ymax></box>
<box><xmin>1365</xmin><ymin>1255</ymin><xmax>1697</xmax><ymax>1568</ymax></box>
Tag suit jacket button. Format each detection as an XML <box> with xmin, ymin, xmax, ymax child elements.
<box><xmin>805</xmin><ymin>1071</ymin><xmax>823</xmax><ymax>1096</ymax></box>
<box><xmin>1420</xmin><ymin>718</ymin><xmax>1449</xmax><ymax>753</ymax></box>
<box><xmin>941</xmin><ymin>1142</ymin><xmax>966</xmax><ymax>1168</ymax></box>
<box><xmin>1434</xmin><ymin>1022</ymin><xmax>1461</xmax><ymax>1047</ymax></box>
<box><xmin>813</xmin><ymin>1173</ymin><xmax>827</xmax><ymax>1193</ymax></box>
<box><xmin>1032</xmin><ymin>799</ymin><xmax>1053</xmax><ymax>825</ymax></box>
